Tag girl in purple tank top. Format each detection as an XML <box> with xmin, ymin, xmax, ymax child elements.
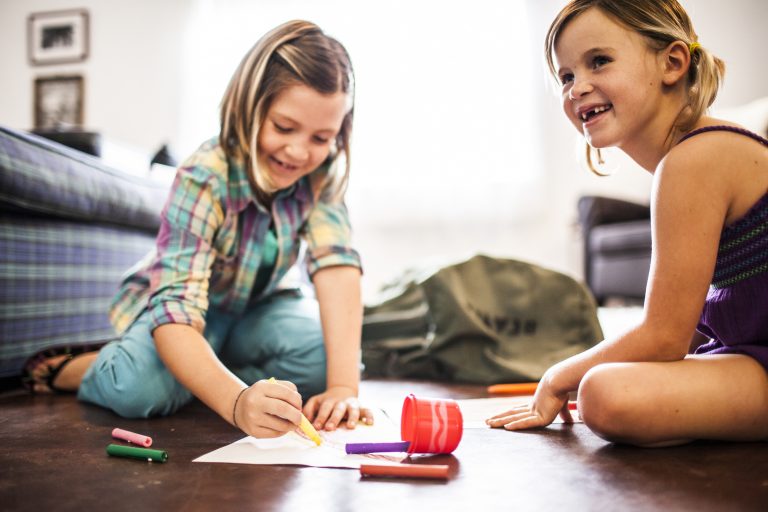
<box><xmin>487</xmin><ymin>0</ymin><xmax>768</xmax><ymax>446</ymax></box>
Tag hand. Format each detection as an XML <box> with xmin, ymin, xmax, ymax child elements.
<box><xmin>233</xmin><ymin>378</ymin><xmax>304</xmax><ymax>438</ymax></box>
<box><xmin>485</xmin><ymin>372</ymin><xmax>573</xmax><ymax>431</ymax></box>
<box><xmin>303</xmin><ymin>386</ymin><xmax>374</xmax><ymax>431</ymax></box>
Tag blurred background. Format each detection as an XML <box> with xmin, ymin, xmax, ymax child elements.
<box><xmin>1</xmin><ymin>0</ymin><xmax>766</xmax><ymax>301</ymax></box>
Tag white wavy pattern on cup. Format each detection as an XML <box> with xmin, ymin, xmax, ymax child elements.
<box><xmin>429</xmin><ymin>400</ymin><xmax>449</xmax><ymax>452</ymax></box>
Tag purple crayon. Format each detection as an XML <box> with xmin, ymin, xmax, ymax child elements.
<box><xmin>345</xmin><ymin>441</ymin><xmax>411</xmax><ymax>454</ymax></box>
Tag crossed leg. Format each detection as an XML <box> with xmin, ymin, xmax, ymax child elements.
<box><xmin>577</xmin><ymin>354</ymin><xmax>768</xmax><ymax>446</ymax></box>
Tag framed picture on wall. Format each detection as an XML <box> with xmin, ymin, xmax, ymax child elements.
<box><xmin>34</xmin><ymin>75</ymin><xmax>85</xmax><ymax>130</ymax></box>
<box><xmin>28</xmin><ymin>9</ymin><xmax>89</xmax><ymax>66</ymax></box>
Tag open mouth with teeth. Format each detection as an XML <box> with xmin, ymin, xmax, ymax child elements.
<box><xmin>269</xmin><ymin>155</ymin><xmax>299</xmax><ymax>173</ymax></box>
<box><xmin>581</xmin><ymin>104</ymin><xmax>613</xmax><ymax>122</ymax></box>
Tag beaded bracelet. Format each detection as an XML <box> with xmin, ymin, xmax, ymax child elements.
<box><xmin>232</xmin><ymin>387</ymin><xmax>248</xmax><ymax>428</ymax></box>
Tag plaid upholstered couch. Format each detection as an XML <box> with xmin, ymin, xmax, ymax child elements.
<box><xmin>0</xmin><ymin>125</ymin><xmax>169</xmax><ymax>384</ymax></box>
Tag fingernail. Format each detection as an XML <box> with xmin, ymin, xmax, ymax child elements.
<box><xmin>327</xmin><ymin>423</ymin><xmax>335</xmax><ymax>430</ymax></box>
<box><xmin>349</xmin><ymin>421</ymin><xmax>356</xmax><ymax>427</ymax></box>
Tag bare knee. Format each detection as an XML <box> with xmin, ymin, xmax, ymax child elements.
<box><xmin>578</xmin><ymin>363</ymin><xmax>648</xmax><ymax>443</ymax></box>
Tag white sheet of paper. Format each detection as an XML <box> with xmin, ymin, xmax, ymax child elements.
<box><xmin>455</xmin><ymin>397</ymin><xmax>581</xmax><ymax>428</ymax></box>
<box><xmin>194</xmin><ymin>409</ymin><xmax>406</xmax><ymax>469</ymax></box>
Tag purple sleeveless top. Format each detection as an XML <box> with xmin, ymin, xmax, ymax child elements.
<box><xmin>679</xmin><ymin>126</ymin><xmax>768</xmax><ymax>369</ymax></box>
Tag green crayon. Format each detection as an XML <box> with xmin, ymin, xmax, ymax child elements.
<box><xmin>106</xmin><ymin>443</ymin><xmax>168</xmax><ymax>462</ymax></box>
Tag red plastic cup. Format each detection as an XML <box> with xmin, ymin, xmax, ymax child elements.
<box><xmin>400</xmin><ymin>394</ymin><xmax>463</xmax><ymax>454</ymax></box>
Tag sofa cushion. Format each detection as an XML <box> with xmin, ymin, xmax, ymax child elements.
<box><xmin>0</xmin><ymin>124</ymin><xmax>168</xmax><ymax>380</ymax></box>
<box><xmin>589</xmin><ymin>219</ymin><xmax>652</xmax><ymax>254</ymax></box>
<box><xmin>0</xmin><ymin>217</ymin><xmax>157</xmax><ymax>379</ymax></box>
<box><xmin>0</xmin><ymin>125</ymin><xmax>168</xmax><ymax>232</ymax></box>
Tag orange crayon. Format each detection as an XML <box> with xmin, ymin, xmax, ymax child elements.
<box><xmin>486</xmin><ymin>382</ymin><xmax>539</xmax><ymax>395</ymax></box>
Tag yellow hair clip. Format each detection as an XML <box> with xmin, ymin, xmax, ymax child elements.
<box><xmin>688</xmin><ymin>42</ymin><xmax>701</xmax><ymax>55</ymax></box>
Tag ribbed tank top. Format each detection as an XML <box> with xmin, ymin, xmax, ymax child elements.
<box><xmin>679</xmin><ymin>126</ymin><xmax>768</xmax><ymax>289</ymax></box>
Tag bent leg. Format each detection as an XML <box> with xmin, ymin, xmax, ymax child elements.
<box><xmin>220</xmin><ymin>291</ymin><xmax>327</xmax><ymax>399</ymax></box>
<box><xmin>78</xmin><ymin>313</ymin><xmax>193</xmax><ymax>418</ymax></box>
<box><xmin>578</xmin><ymin>354</ymin><xmax>768</xmax><ymax>445</ymax></box>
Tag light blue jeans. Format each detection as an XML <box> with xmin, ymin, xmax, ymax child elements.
<box><xmin>78</xmin><ymin>291</ymin><xmax>327</xmax><ymax>418</ymax></box>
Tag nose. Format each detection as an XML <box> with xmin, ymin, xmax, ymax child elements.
<box><xmin>568</xmin><ymin>76</ymin><xmax>593</xmax><ymax>100</ymax></box>
<box><xmin>284</xmin><ymin>142</ymin><xmax>308</xmax><ymax>162</ymax></box>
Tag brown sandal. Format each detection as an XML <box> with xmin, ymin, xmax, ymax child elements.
<box><xmin>21</xmin><ymin>342</ymin><xmax>108</xmax><ymax>393</ymax></box>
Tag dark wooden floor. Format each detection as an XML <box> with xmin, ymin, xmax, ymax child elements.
<box><xmin>2</xmin><ymin>378</ymin><xmax>767</xmax><ymax>511</ymax></box>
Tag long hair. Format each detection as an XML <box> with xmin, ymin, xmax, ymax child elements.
<box><xmin>545</xmin><ymin>0</ymin><xmax>725</xmax><ymax>174</ymax></box>
<box><xmin>219</xmin><ymin>20</ymin><xmax>354</xmax><ymax>200</ymax></box>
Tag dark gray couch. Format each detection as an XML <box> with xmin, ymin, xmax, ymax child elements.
<box><xmin>578</xmin><ymin>195</ymin><xmax>651</xmax><ymax>305</ymax></box>
<box><xmin>0</xmin><ymin>125</ymin><xmax>170</xmax><ymax>383</ymax></box>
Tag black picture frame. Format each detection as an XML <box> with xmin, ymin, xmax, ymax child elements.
<box><xmin>28</xmin><ymin>9</ymin><xmax>90</xmax><ymax>66</ymax></box>
<box><xmin>34</xmin><ymin>75</ymin><xmax>85</xmax><ymax>130</ymax></box>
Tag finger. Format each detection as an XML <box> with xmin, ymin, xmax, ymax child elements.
<box><xmin>258</xmin><ymin>412</ymin><xmax>298</xmax><ymax>434</ymax></box>
<box><xmin>325</xmin><ymin>401</ymin><xmax>349</xmax><ymax>431</ymax></box>
<box><xmin>559</xmin><ymin>403</ymin><xmax>574</xmax><ymax>424</ymax></box>
<box><xmin>504</xmin><ymin>414</ymin><xmax>549</xmax><ymax>431</ymax></box>
<box><xmin>313</xmin><ymin>399</ymin><xmax>336</xmax><ymax>430</ymax></box>
<box><xmin>238</xmin><ymin>401</ymin><xmax>297</xmax><ymax>435</ymax></box>
<box><xmin>303</xmin><ymin>395</ymin><xmax>320</xmax><ymax>421</ymax></box>
<box><xmin>251</xmin><ymin>427</ymin><xmax>285</xmax><ymax>439</ymax></box>
<box><xmin>261</xmin><ymin>380</ymin><xmax>303</xmax><ymax>410</ymax></box>
<box><xmin>359</xmin><ymin>407</ymin><xmax>375</xmax><ymax>425</ymax></box>
<box><xmin>270</xmin><ymin>378</ymin><xmax>298</xmax><ymax>392</ymax></box>
<box><xmin>488</xmin><ymin>404</ymin><xmax>530</xmax><ymax>418</ymax></box>
<box><xmin>262</xmin><ymin>397</ymin><xmax>303</xmax><ymax>426</ymax></box>
<box><xmin>487</xmin><ymin>406</ymin><xmax>530</xmax><ymax>421</ymax></box>
<box><xmin>486</xmin><ymin>410</ymin><xmax>532</xmax><ymax>427</ymax></box>
<box><xmin>345</xmin><ymin>403</ymin><xmax>361</xmax><ymax>428</ymax></box>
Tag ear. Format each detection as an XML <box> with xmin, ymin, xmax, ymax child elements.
<box><xmin>660</xmin><ymin>40</ymin><xmax>691</xmax><ymax>86</ymax></box>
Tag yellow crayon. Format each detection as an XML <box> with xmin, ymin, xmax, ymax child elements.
<box><xmin>269</xmin><ymin>377</ymin><xmax>322</xmax><ymax>446</ymax></box>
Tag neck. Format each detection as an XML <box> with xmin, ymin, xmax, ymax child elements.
<box><xmin>620</xmin><ymin>91</ymin><xmax>690</xmax><ymax>173</ymax></box>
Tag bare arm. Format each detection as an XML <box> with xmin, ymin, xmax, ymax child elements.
<box><xmin>302</xmin><ymin>265</ymin><xmax>373</xmax><ymax>430</ymax></box>
<box><xmin>154</xmin><ymin>324</ymin><xmax>303</xmax><ymax>437</ymax></box>
<box><xmin>550</xmin><ymin>146</ymin><xmax>726</xmax><ymax>390</ymax></box>
<box><xmin>489</xmin><ymin>143</ymin><xmax>729</xmax><ymax>429</ymax></box>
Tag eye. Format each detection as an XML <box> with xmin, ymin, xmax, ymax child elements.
<box><xmin>273</xmin><ymin>122</ymin><xmax>291</xmax><ymax>133</ymax></box>
<box><xmin>591</xmin><ymin>55</ymin><xmax>611</xmax><ymax>69</ymax></box>
<box><xmin>559</xmin><ymin>73</ymin><xmax>574</xmax><ymax>86</ymax></box>
<box><xmin>312</xmin><ymin>135</ymin><xmax>330</xmax><ymax>144</ymax></box>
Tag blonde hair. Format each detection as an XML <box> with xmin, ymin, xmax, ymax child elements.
<box><xmin>545</xmin><ymin>0</ymin><xmax>726</xmax><ymax>174</ymax></box>
<box><xmin>220</xmin><ymin>20</ymin><xmax>354</xmax><ymax>200</ymax></box>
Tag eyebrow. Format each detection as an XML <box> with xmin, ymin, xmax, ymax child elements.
<box><xmin>584</xmin><ymin>46</ymin><xmax>614</xmax><ymax>56</ymax></box>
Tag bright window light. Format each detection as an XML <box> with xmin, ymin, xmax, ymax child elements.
<box><xmin>180</xmin><ymin>0</ymin><xmax>540</xmax><ymax>225</ymax></box>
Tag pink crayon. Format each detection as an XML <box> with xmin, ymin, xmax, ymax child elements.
<box><xmin>112</xmin><ymin>428</ymin><xmax>153</xmax><ymax>447</ymax></box>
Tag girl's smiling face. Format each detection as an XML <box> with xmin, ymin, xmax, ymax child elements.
<box><xmin>554</xmin><ymin>8</ymin><xmax>664</xmax><ymax>151</ymax></box>
<box><xmin>257</xmin><ymin>83</ymin><xmax>347</xmax><ymax>191</ymax></box>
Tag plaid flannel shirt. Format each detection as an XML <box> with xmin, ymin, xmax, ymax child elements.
<box><xmin>109</xmin><ymin>137</ymin><xmax>361</xmax><ymax>334</ymax></box>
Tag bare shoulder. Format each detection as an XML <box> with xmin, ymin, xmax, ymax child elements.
<box><xmin>657</xmin><ymin>122</ymin><xmax>768</xmax><ymax>224</ymax></box>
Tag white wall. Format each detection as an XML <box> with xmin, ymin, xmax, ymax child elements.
<box><xmin>1</xmin><ymin>0</ymin><xmax>766</xmax><ymax>300</ymax></box>
<box><xmin>0</xmin><ymin>0</ymin><xmax>191</xmax><ymax>153</ymax></box>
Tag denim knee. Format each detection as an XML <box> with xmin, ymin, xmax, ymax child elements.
<box><xmin>78</xmin><ymin>325</ymin><xmax>191</xmax><ymax>418</ymax></box>
<box><xmin>224</xmin><ymin>293</ymin><xmax>328</xmax><ymax>399</ymax></box>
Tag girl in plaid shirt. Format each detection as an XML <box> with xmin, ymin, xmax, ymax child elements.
<box><xmin>27</xmin><ymin>20</ymin><xmax>373</xmax><ymax>437</ymax></box>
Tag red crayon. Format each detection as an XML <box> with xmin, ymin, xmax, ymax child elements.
<box><xmin>360</xmin><ymin>463</ymin><xmax>450</xmax><ymax>480</ymax></box>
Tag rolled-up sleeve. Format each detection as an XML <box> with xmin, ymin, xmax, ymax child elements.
<box><xmin>302</xmin><ymin>199</ymin><xmax>362</xmax><ymax>276</ymax></box>
<box><xmin>146</xmin><ymin>166</ymin><xmax>224</xmax><ymax>333</ymax></box>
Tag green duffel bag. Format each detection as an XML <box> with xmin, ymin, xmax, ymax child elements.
<box><xmin>361</xmin><ymin>254</ymin><xmax>604</xmax><ymax>385</ymax></box>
